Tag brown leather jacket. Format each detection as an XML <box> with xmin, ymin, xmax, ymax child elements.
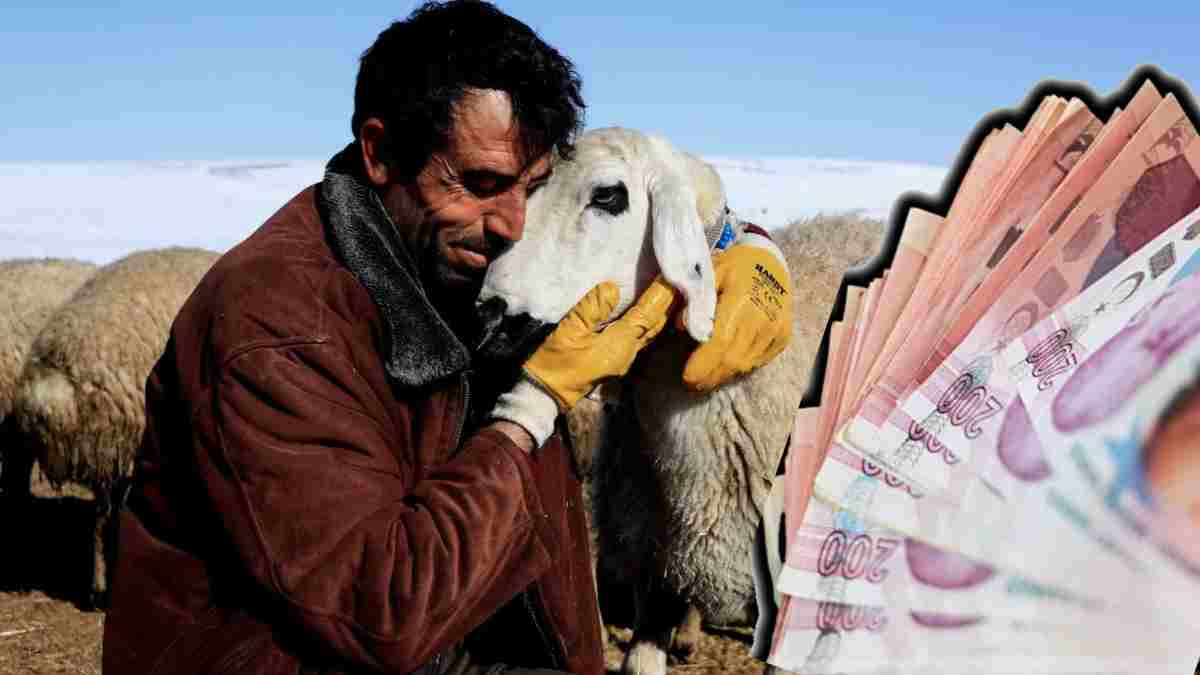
<box><xmin>102</xmin><ymin>171</ymin><xmax>604</xmax><ymax>675</ymax></box>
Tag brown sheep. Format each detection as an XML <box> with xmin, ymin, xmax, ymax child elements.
<box><xmin>9</xmin><ymin>247</ymin><xmax>220</xmax><ymax>605</ymax></box>
<box><xmin>0</xmin><ymin>258</ymin><xmax>97</xmax><ymax>496</ymax></box>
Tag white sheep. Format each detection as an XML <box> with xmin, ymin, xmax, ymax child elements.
<box><xmin>0</xmin><ymin>258</ymin><xmax>97</xmax><ymax>495</ymax></box>
<box><xmin>9</xmin><ymin>246</ymin><xmax>220</xmax><ymax>606</ymax></box>
<box><xmin>482</xmin><ymin>128</ymin><xmax>884</xmax><ymax>674</ymax></box>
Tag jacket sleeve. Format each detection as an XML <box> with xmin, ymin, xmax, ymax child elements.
<box><xmin>191</xmin><ymin>337</ymin><xmax>556</xmax><ymax>673</ymax></box>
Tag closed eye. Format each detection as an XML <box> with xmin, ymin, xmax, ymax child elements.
<box><xmin>589</xmin><ymin>182</ymin><xmax>628</xmax><ymax>215</ymax></box>
<box><xmin>462</xmin><ymin>170</ymin><xmax>515</xmax><ymax>197</ymax></box>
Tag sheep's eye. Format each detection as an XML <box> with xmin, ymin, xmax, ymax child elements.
<box><xmin>589</xmin><ymin>182</ymin><xmax>628</xmax><ymax>215</ymax></box>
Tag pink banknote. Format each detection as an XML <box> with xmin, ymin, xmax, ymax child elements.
<box><xmin>811</xmin><ymin>206</ymin><xmax>1200</xmax><ymax>602</ymax></box>
<box><xmin>809</xmin><ymin>436</ymin><xmax>1140</xmax><ymax>603</ymax></box>
<box><xmin>811</xmin><ymin>205</ymin><xmax>1200</xmax><ymax>593</ymax></box>
<box><xmin>842</xmin><ymin>278</ymin><xmax>882</xmax><ymax>419</ymax></box>
<box><xmin>844</xmin><ymin>98</ymin><xmax>1106</xmax><ymax>493</ymax></box>
<box><xmin>775</xmin><ymin>497</ymin><xmax>1099</xmax><ymax>618</ymax></box>
<box><xmin>772</xmin><ymin>406</ymin><xmax>822</xmax><ymax>642</ymax></box>
<box><xmin>859</xmin><ymin>140</ymin><xmax>1017</xmax><ymax>415</ymax></box>
<box><xmin>925</xmin><ymin>81</ymin><xmax>1163</xmax><ymax>384</ymax></box>
<box><xmin>892</xmin><ymin>94</ymin><xmax>1200</xmax><ymax>494</ymax></box>
<box><xmin>1006</xmin><ymin>246</ymin><xmax>1200</xmax><ymax>625</ymax></box>
<box><xmin>767</xmin><ymin>596</ymin><xmax>1177</xmax><ymax>674</ymax></box>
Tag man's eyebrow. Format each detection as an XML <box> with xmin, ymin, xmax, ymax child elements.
<box><xmin>459</xmin><ymin>161</ymin><xmax>550</xmax><ymax>184</ymax></box>
<box><xmin>461</xmin><ymin>166</ymin><xmax>518</xmax><ymax>180</ymax></box>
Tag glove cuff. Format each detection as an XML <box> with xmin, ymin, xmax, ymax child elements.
<box><xmin>732</xmin><ymin>230</ymin><xmax>787</xmax><ymax>267</ymax></box>
<box><xmin>490</xmin><ymin>377</ymin><xmax>561</xmax><ymax>447</ymax></box>
<box><xmin>720</xmin><ymin>209</ymin><xmax>785</xmax><ymax>266</ymax></box>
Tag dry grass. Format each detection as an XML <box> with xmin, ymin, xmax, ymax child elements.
<box><xmin>0</xmin><ymin>592</ymin><xmax>101</xmax><ymax>675</ymax></box>
<box><xmin>0</xmin><ymin>470</ymin><xmax>101</xmax><ymax>675</ymax></box>
<box><xmin>603</xmin><ymin>625</ymin><xmax>763</xmax><ymax>675</ymax></box>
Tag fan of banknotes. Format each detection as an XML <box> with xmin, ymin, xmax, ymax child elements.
<box><xmin>763</xmin><ymin>78</ymin><xmax>1200</xmax><ymax>674</ymax></box>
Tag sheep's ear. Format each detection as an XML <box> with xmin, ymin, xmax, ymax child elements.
<box><xmin>646</xmin><ymin>137</ymin><xmax>720</xmax><ymax>342</ymax></box>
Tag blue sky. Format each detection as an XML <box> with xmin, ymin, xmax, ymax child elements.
<box><xmin>4</xmin><ymin>1</ymin><xmax>1199</xmax><ymax>164</ymax></box>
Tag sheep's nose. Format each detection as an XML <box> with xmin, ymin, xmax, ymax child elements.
<box><xmin>476</xmin><ymin>293</ymin><xmax>509</xmax><ymax>330</ymax></box>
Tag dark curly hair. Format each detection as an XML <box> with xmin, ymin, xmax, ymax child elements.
<box><xmin>352</xmin><ymin>0</ymin><xmax>586</xmax><ymax>182</ymax></box>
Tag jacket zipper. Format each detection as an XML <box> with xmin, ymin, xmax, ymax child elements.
<box><xmin>421</xmin><ymin>374</ymin><xmax>469</xmax><ymax>675</ymax></box>
<box><xmin>522</xmin><ymin>588</ymin><xmax>564</xmax><ymax>670</ymax></box>
<box><xmin>451</xmin><ymin>371</ymin><xmax>563</xmax><ymax>670</ymax></box>
<box><xmin>450</xmin><ymin>371</ymin><xmax>471</xmax><ymax>455</ymax></box>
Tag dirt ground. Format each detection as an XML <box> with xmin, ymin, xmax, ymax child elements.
<box><xmin>0</xmin><ymin>471</ymin><xmax>765</xmax><ymax>675</ymax></box>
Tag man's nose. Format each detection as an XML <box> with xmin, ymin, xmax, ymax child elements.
<box><xmin>487</xmin><ymin>189</ymin><xmax>527</xmax><ymax>244</ymax></box>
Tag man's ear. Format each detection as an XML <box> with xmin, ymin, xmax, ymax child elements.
<box><xmin>646</xmin><ymin>136</ymin><xmax>722</xmax><ymax>343</ymax></box>
<box><xmin>358</xmin><ymin>118</ymin><xmax>391</xmax><ymax>187</ymax></box>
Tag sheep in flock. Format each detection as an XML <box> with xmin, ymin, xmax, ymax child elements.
<box><xmin>482</xmin><ymin>127</ymin><xmax>885</xmax><ymax>674</ymax></box>
<box><xmin>0</xmin><ymin>258</ymin><xmax>97</xmax><ymax>496</ymax></box>
<box><xmin>8</xmin><ymin>246</ymin><xmax>220</xmax><ymax>606</ymax></box>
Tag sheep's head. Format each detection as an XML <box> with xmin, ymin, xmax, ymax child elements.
<box><xmin>478</xmin><ymin>128</ymin><xmax>723</xmax><ymax>345</ymax></box>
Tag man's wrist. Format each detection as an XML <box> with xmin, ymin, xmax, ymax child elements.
<box><xmin>489</xmin><ymin>420</ymin><xmax>537</xmax><ymax>454</ymax></box>
<box><xmin>489</xmin><ymin>377</ymin><xmax>561</xmax><ymax>449</ymax></box>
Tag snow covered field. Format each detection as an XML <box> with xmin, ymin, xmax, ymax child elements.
<box><xmin>0</xmin><ymin>155</ymin><xmax>947</xmax><ymax>264</ymax></box>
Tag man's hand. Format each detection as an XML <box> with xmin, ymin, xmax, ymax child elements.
<box><xmin>489</xmin><ymin>419</ymin><xmax>537</xmax><ymax>453</ymax></box>
<box><xmin>683</xmin><ymin>242</ymin><xmax>793</xmax><ymax>392</ymax></box>
<box><xmin>525</xmin><ymin>277</ymin><xmax>676</xmax><ymax>410</ymax></box>
<box><xmin>490</xmin><ymin>278</ymin><xmax>676</xmax><ymax>447</ymax></box>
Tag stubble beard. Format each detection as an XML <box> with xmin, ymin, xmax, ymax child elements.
<box><xmin>411</xmin><ymin>233</ymin><xmax>482</xmax><ymax>343</ymax></box>
<box><xmin>396</xmin><ymin>203</ymin><xmax>553</xmax><ymax>421</ymax></box>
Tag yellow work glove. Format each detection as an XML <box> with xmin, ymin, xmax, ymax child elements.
<box><xmin>682</xmin><ymin>242</ymin><xmax>793</xmax><ymax>392</ymax></box>
<box><xmin>524</xmin><ymin>277</ymin><xmax>677</xmax><ymax>412</ymax></box>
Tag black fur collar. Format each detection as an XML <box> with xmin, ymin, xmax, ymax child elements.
<box><xmin>317</xmin><ymin>143</ymin><xmax>472</xmax><ymax>389</ymax></box>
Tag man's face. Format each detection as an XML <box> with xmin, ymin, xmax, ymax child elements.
<box><xmin>381</xmin><ymin>89</ymin><xmax>552</xmax><ymax>302</ymax></box>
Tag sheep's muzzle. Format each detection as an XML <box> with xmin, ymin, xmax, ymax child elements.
<box><xmin>468</xmin><ymin>294</ymin><xmax>555</xmax><ymax>422</ymax></box>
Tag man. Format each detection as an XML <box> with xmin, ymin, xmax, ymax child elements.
<box><xmin>102</xmin><ymin>2</ymin><xmax>792</xmax><ymax>674</ymax></box>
